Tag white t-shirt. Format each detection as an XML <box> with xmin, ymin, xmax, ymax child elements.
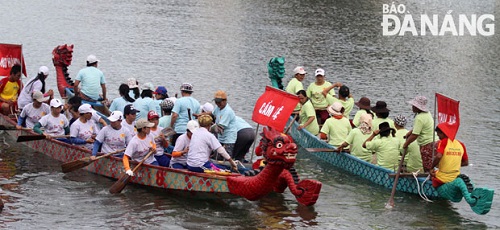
<box><xmin>20</xmin><ymin>102</ymin><xmax>50</xmax><ymax>128</ymax></box>
<box><xmin>121</xmin><ymin>120</ymin><xmax>137</xmax><ymax>137</ymax></box>
<box><xmin>95</xmin><ymin>125</ymin><xmax>132</xmax><ymax>154</ymax></box>
<box><xmin>38</xmin><ymin>113</ymin><xmax>69</xmax><ymax>136</ymax></box>
<box><xmin>70</xmin><ymin>119</ymin><xmax>98</xmax><ymax>149</ymax></box>
<box><xmin>124</xmin><ymin>134</ymin><xmax>156</xmax><ymax>164</ymax></box>
<box><xmin>170</xmin><ymin>133</ymin><xmax>190</xmax><ymax>167</ymax></box>
<box><xmin>17</xmin><ymin>77</ymin><xmax>42</xmax><ymax>109</ymax></box>
<box><xmin>150</xmin><ymin>127</ymin><xmax>164</xmax><ymax>156</ymax></box>
<box><xmin>187</xmin><ymin>128</ymin><xmax>222</xmax><ymax>168</ymax></box>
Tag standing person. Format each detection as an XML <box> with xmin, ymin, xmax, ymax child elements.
<box><xmin>296</xmin><ymin>90</ymin><xmax>319</xmax><ymax>135</ymax></box>
<box><xmin>148</xmin><ymin>111</ymin><xmax>170</xmax><ymax>167</ymax></box>
<box><xmin>122</xmin><ymin>119</ymin><xmax>158</xmax><ymax>177</ymax></box>
<box><xmin>186</xmin><ymin>114</ymin><xmax>237</xmax><ymax>173</ymax></box>
<box><xmin>170</xmin><ymin>83</ymin><xmax>201</xmax><ymax>146</ymax></box>
<box><xmin>33</xmin><ymin>99</ymin><xmax>70</xmax><ymax>137</ymax></box>
<box><xmin>70</xmin><ymin>104</ymin><xmax>98</xmax><ymax>150</ymax></box>
<box><xmin>371</xmin><ymin>101</ymin><xmax>395</xmax><ymax>130</ymax></box>
<box><xmin>319</xmin><ymin>102</ymin><xmax>352</xmax><ymax>148</ymax></box>
<box><xmin>352</xmin><ymin>97</ymin><xmax>373</xmax><ymax>127</ymax></box>
<box><xmin>0</xmin><ymin>64</ymin><xmax>22</xmax><ymax>115</ymax></box>
<box><xmin>16</xmin><ymin>91</ymin><xmax>50</xmax><ymax>129</ymax></box>
<box><xmin>109</xmin><ymin>84</ymin><xmax>135</xmax><ymax>114</ymax></box>
<box><xmin>133</xmin><ymin>82</ymin><xmax>161</xmax><ymax>120</ymax></box>
<box><xmin>394</xmin><ymin>115</ymin><xmax>423</xmax><ymax>173</ymax></box>
<box><xmin>17</xmin><ymin>66</ymin><xmax>53</xmax><ymax>110</ymax></box>
<box><xmin>285</xmin><ymin>66</ymin><xmax>306</xmax><ymax>111</ymax></box>
<box><xmin>73</xmin><ymin>55</ymin><xmax>109</xmax><ymax>116</ymax></box>
<box><xmin>153</xmin><ymin>86</ymin><xmax>169</xmax><ymax>108</ymax></box>
<box><xmin>337</xmin><ymin>114</ymin><xmax>373</xmax><ymax>162</ymax></box>
<box><xmin>91</xmin><ymin>111</ymin><xmax>132</xmax><ymax>159</ymax></box>
<box><xmin>232</xmin><ymin>116</ymin><xmax>255</xmax><ymax>162</ymax></box>
<box><xmin>122</xmin><ymin>104</ymin><xmax>138</xmax><ymax>137</ymax></box>
<box><xmin>212</xmin><ymin>90</ymin><xmax>237</xmax><ymax>157</ymax></box>
<box><xmin>159</xmin><ymin>98</ymin><xmax>174</xmax><ymax>128</ymax></box>
<box><xmin>363</xmin><ymin>122</ymin><xmax>402</xmax><ymax>170</ymax></box>
<box><xmin>306</xmin><ymin>68</ymin><xmax>342</xmax><ymax>124</ymax></box>
<box><xmin>403</xmin><ymin>96</ymin><xmax>434</xmax><ymax>172</ymax></box>
<box><xmin>170</xmin><ymin>120</ymin><xmax>199</xmax><ymax>169</ymax></box>
<box><xmin>127</xmin><ymin>78</ymin><xmax>140</xmax><ymax>99</ymax></box>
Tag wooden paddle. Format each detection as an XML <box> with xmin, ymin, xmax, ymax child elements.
<box><xmin>17</xmin><ymin>134</ymin><xmax>70</xmax><ymax>142</ymax></box>
<box><xmin>109</xmin><ymin>149</ymin><xmax>155</xmax><ymax>194</ymax></box>
<box><xmin>61</xmin><ymin>148</ymin><xmax>126</xmax><ymax>173</ymax></box>
<box><xmin>305</xmin><ymin>148</ymin><xmax>350</xmax><ymax>153</ymax></box>
<box><xmin>0</xmin><ymin>125</ymin><xmax>31</xmax><ymax>131</ymax></box>
<box><xmin>386</xmin><ymin>148</ymin><xmax>408</xmax><ymax>209</ymax></box>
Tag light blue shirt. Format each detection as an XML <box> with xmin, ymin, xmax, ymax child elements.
<box><xmin>213</xmin><ymin>104</ymin><xmax>237</xmax><ymax>144</ymax></box>
<box><xmin>133</xmin><ymin>97</ymin><xmax>160</xmax><ymax>121</ymax></box>
<box><xmin>109</xmin><ymin>97</ymin><xmax>131</xmax><ymax>114</ymax></box>
<box><xmin>159</xmin><ymin>115</ymin><xmax>172</xmax><ymax>129</ymax></box>
<box><xmin>75</xmin><ymin>66</ymin><xmax>106</xmax><ymax>100</ymax></box>
<box><xmin>172</xmin><ymin>96</ymin><xmax>201</xmax><ymax>134</ymax></box>
<box><xmin>234</xmin><ymin>116</ymin><xmax>252</xmax><ymax>131</ymax></box>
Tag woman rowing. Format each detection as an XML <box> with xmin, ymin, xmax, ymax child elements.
<box><xmin>91</xmin><ymin>111</ymin><xmax>132</xmax><ymax>159</ymax></box>
<box><xmin>33</xmin><ymin>99</ymin><xmax>70</xmax><ymax>138</ymax></box>
<box><xmin>170</xmin><ymin>120</ymin><xmax>199</xmax><ymax>169</ymax></box>
<box><xmin>319</xmin><ymin>102</ymin><xmax>352</xmax><ymax>148</ymax></box>
<box><xmin>70</xmin><ymin>104</ymin><xmax>98</xmax><ymax>149</ymax></box>
<box><xmin>337</xmin><ymin>114</ymin><xmax>373</xmax><ymax>162</ymax></box>
<box><xmin>122</xmin><ymin>118</ymin><xmax>158</xmax><ymax>177</ymax></box>
<box><xmin>109</xmin><ymin>84</ymin><xmax>135</xmax><ymax>114</ymax></box>
<box><xmin>16</xmin><ymin>91</ymin><xmax>50</xmax><ymax>129</ymax></box>
<box><xmin>363</xmin><ymin>122</ymin><xmax>402</xmax><ymax>171</ymax></box>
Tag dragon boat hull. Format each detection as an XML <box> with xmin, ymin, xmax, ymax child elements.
<box><xmin>287</xmin><ymin>117</ymin><xmax>440</xmax><ymax>199</ymax></box>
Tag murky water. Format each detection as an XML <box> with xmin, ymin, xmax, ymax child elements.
<box><xmin>0</xmin><ymin>0</ymin><xmax>499</xmax><ymax>229</ymax></box>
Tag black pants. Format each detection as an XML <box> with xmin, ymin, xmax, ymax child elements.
<box><xmin>232</xmin><ymin>128</ymin><xmax>255</xmax><ymax>161</ymax></box>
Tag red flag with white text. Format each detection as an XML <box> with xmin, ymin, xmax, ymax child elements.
<box><xmin>435</xmin><ymin>93</ymin><xmax>460</xmax><ymax>140</ymax></box>
<box><xmin>0</xmin><ymin>43</ymin><xmax>27</xmax><ymax>77</ymax></box>
<box><xmin>252</xmin><ymin>86</ymin><xmax>299</xmax><ymax>132</ymax></box>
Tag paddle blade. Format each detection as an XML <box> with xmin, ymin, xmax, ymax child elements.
<box><xmin>305</xmin><ymin>148</ymin><xmax>338</xmax><ymax>152</ymax></box>
<box><xmin>17</xmin><ymin>135</ymin><xmax>46</xmax><ymax>142</ymax></box>
<box><xmin>109</xmin><ymin>174</ymin><xmax>132</xmax><ymax>194</ymax></box>
<box><xmin>61</xmin><ymin>157</ymin><xmax>93</xmax><ymax>173</ymax></box>
<box><xmin>0</xmin><ymin>125</ymin><xmax>17</xmax><ymax>130</ymax></box>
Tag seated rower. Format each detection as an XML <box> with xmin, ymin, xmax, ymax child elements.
<box><xmin>319</xmin><ymin>102</ymin><xmax>352</xmax><ymax>148</ymax></box>
<box><xmin>122</xmin><ymin>104</ymin><xmax>138</xmax><ymax>137</ymax></box>
<box><xmin>70</xmin><ymin>104</ymin><xmax>98</xmax><ymax>149</ymax></box>
<box><xmin>0</xmin><ymin>64</ymin><xmax>22</xmax><ymax>115</ymax></box>
<box><xmin>122</xmin><ymin>119</ymin><xmax>158</xmax><ymax>177</ymax></box>
<box><xmin>16</xmin><ymin>91</ymin><xmax>50</xmax><ymax>129</ymax></box>
<box><xmin>186</xmin><ymin>114</ymin><xmax>237</xmax><ymax>173</ymax></box>
<box><xmin>91</xmin><ymin>111</ymin><xmax>132</xmax><ymax>160</ymax></box>
<box><xmin>148</xmin><ymin>110</ymin><xmax>170</xmax><ymax>167</ymax></box>
<box><xmin>337</xmin><ymin>114</ymin><xmax>373</xmax><ymax>162</ymax></box>
<box><xmin>33</xmin><ymin>99</ymin><xmax>70</xmax><ymax>138</ymax></box>
<box><xmin>170</xmin><ymin>120</ymin><xmax>199</xmax><ymax>169</ymax></box>
<box><xmin>363</xmin><ymin>122</ymin><xmax>402</xmax><ymax>171</ymax></box>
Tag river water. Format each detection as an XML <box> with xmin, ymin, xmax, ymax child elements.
<box><xmin>0</xmin><ymin>0</ymin><xmax>499</xmax><ymax>229</ymax></box>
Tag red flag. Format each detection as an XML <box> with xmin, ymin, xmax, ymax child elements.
<box><xmin>252</xmin><ymin>86</ymin><xmax>299</xmax><ymax>132</ymax></box>
<box><xmin>435</xmin><ymin>93</ymin><xmax>460</xmax><ymax>140</ymax></box>
<box><xmin>0</xmin><ymin>43</ymin><xmax>27</xmax><ymax>77</ymax></box>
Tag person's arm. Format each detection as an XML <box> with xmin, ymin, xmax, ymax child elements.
<box><xmin>170</xmin><ymin>112</ymin><xmax>178</xmax><ymax>128</ymax></box>
<box><xmin>123</xmin><ymin>155</ymin><xmax>133</xmax><ymax>176</ymax></box>
<box><xmin>73</xmin><ymin>80</ymin><xmax>80</xmax><ymax>96</ymax></box>
<box><xmin>101</xmin><ymin>83</ymin><xmax>107</xmax><ymax>101</ymax></box>
<box><xmin>92</xmin><ymin>140</ymin><xmax>102</xmax><ymax>156</ymax></box>
<box><xmin>336</xmin><ymin>141</ymin><xmax>349</xmax><ymax>152</ymax></box>
<box><xmin>362</xmin><ymin>130</ymin><xmax>379</xmax><ymax>148</ymax></box>
<box><xmin>16</xmin><ymin>115</ymin><xmax>26</xmax><ymax>128</ymax></box>
<box><xmin>215</xmin><ymin>146</ymin><xmax>238</xmax><ymax>171</ymax></box>
<box><xmin>99</xmin><ymin>118</ymin><xmax>107</xmax><ymax>127</ymax></box>
<box><xmin>403</xmin><ymin>133</ymin><xmax>418</xmax><ymax>149</ymax></box>
<box><xmin>298</xmin><ymin>116</ymin><xmax>315</xmax><ymax>130</ymax></box>
<box><xmin>33</xmin><ymin>122</ymin><xmax>44</xmax><ymax>135</ymax></box>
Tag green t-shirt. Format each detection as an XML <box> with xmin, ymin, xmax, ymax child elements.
<box><xmin>365</xmin><ymin>135</ymin><xmax>402</xmax><ymax>171</ymax></box>
<box><xmin>306</xmin><ymin>81</ymin><xmax>334</xmax><ymax>109</ymax></box>
<box><xmin>396</xmin><ymin>128</ymin><xmax>423</xmax><ymax>172</ymax></box>
<box><xmin>299</xmin><ymin>100</ymin><xmax>319</xmax><ymax>135</ymax></box>
<box><xmin>352</xmin><ymin>109</ymin><xmax>373</xmax><ymax>127</ymax></box>
<box><xmin>320</xmin><ymin>116</ymin><xmax>352</xmax><ymax>147</ymax></box>
<box><xmin>372</xmin><ymin>117</ymin><xmax>395</xmax><ymax>131</ymax></box>
<box><xmin>412</xmin><ymin>112</ymin><xmax>434</xmax><ymax>146</ymax></box>
<box><xmin>345</xmin><ymin>128</ymin><xmax>372</xmax><ymax>162</ymax></box>
<box><xmin>285</xmin><ymin>78</ymin><xmax>303</xmax><ymax>111</ymax></box>
<box><xmin>326</xmin><ymin>97</ymin><xmax>355</xmax><ymax>119</ymax></box>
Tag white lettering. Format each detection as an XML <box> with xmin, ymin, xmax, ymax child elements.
<box><xmin>478</xmin><ymin>14</ymin><xmax>495</xmax><ymax>36</ymax></box>
<box><xmin>439</xmin><ymin>14</ymin><xmax>458</xmax><ymax>36</ymax></box>
<box><xmin>382</xmin><ymin>15</ymin><xmax>401</xmax><ymax>36</ymax></box>
<box><xmin>399</xmin><ymin>14</ymin><xmax>418</xmax><ymax>36</ymax></box>
<box><xmin>421</xmin><ymin>14</ymin><xmax>439</xmax><ymax>36</ymax></box>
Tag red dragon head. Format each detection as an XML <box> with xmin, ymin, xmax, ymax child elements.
<box><xmin>52</xmin><ymin>44</ymin><xmax>74</xmax><ymax>67</ymax></box>
<box><xmin>255</xmin><ymin>127</ymin><xmax>297</xmax><ymax>169</ymax></box>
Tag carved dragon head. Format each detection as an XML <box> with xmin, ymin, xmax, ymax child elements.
<box><xmin>52</xmin><ymin>44</ymin><xmax>74</xmax><ymax>67</ymax></box>
<box><xmin>255</xmin><ymin>127</ymin><xmax>297</xmax><ymax>169</ymax></box>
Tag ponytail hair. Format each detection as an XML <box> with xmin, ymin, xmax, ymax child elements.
<box><xmin>119</xmin><ymin>84</ymin><xmax>135</xmax><ymax>103</ymax></box>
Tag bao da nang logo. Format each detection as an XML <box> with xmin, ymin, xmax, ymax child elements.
<box><xmin>381</xmin><ymin>3</ymin><xmax>495</xmax><ymax>36</ymax></box>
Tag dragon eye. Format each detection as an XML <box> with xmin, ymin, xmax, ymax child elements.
<box><xmin>275</xmin><ymin>142</ymin><xmax>283</xmax><ymax>148</ymax></box>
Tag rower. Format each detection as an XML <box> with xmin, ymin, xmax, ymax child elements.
<box><xmin>91</xmin><ymin>111</ymin><xmax>132</xmax><ymax>160</ymax></box>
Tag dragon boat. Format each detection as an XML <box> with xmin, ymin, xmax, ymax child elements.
<box><xmin>286</xmin><ymin>117</ymin><xmax>493</xmax><ymax>214</ymax></box>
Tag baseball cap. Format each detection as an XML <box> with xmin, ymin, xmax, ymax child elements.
<box><xmin>186</xmin><ymin>120</ymin><xmax>199</xmax><ymax>133</ymax></box>
<box><xmin>50</xmin><ymin>99</ymin><xmax>63</xmax><ymax>108</ymax></box>
<box><xmin>153</xmin><ymin>86</ymin><xmax>168</xmax><ymax>95</ymax></box>
<box><xmin>214</xmin><ymin>90</ymin><xmax>227</xmax><ymax>100</ymax></box>
<box><xmin>293</xmin><ymin>66</ymin><xmax>306</xmax><ymax>75</ymax></box>
<box><xmin>108</xmin><ymin>111</ymin><xmax>123</xmax><ymax>122</ymax></box>
<box><xmin>127</xmin><ymin>78</ymin><xmax>138</xmax><ymax>89</ymax></box>
<box><xmin>142</xmin><ymin>82</ymin><xmax>154</xmax><ymax>91</ymax></box>
<box><xmin>78</xmin><ymin>104</ymin><xmax>93</xmax><ymax>114</ymax></box>
<box><xmin>201</xmin><ymin>102</ymin><xmax>214</xmax><ymax>113</ymax></box>
<box><xmin>32</xmin><ymin>91</ymin><xmax>49</xmax><ymax>102</ymax></box>
<box><xmin>135</xmin><ymin>118</ymin><xmax>155</xmax><ymax>129</ymax></box>
<box><xmin>147</xmin><ymin>110</ymin><xmax>159</xmax><ymax>120</ymax></box>
<box><xmin>315</xmin><ymin>68</ymin><xmax>325</xmax><ymax>77</ymax></box>
<box><xmin>180</xmin><ymin>83</ymin><xmax>193</xmax><ymax>92</ymax></box>
<box><xmin>86</xmin><ymin>55</ymin><xmax>99</xmax><ymax>64</ymax></box>
<box><xmin>124</xmin><ymin>104</ymin><xmax>138</xmax><ymax>115</ymax></box>
<box><xmin>39</xmin><ymin>66</ymin><xmax>49</xmax><ymax>76</ymax></box>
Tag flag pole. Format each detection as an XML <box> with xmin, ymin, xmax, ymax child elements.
<box><xmin>432</xmin><ymin>93</ymin><xmax>437</xmax><ymax>164</ymax></box>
